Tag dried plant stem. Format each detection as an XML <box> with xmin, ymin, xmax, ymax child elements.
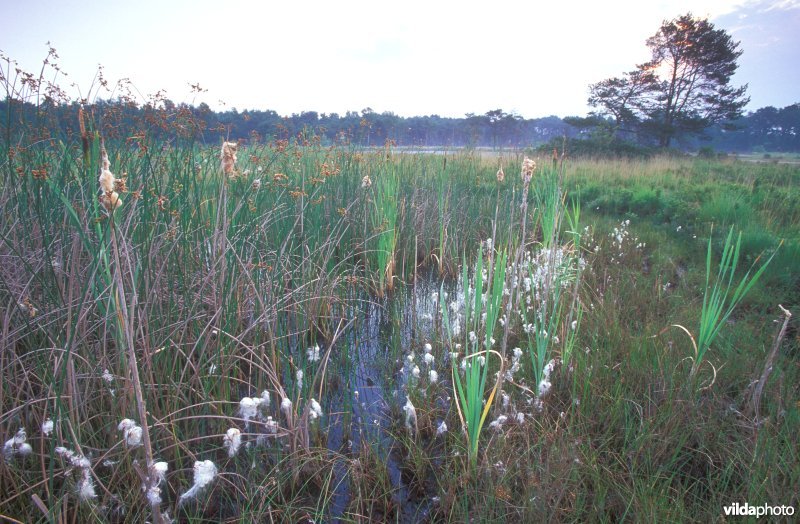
<box><xmin>513</xmin><ymin>179</ymin><xmax>531</xmax><ymax>312</ymax></box>
<box><xmin>109</xmin><ymin>222</ymin><xmax>163</xmax><ymax>524</ymax></box>
<box><xmin>749</xmin><ymin>305</ymin><xmax>792</xmax><ymax>421</ymax></box>
<box><xmin>214</xmin><ymin>181</ymin><xmax>229</xmax><ymax>316</ymax></box>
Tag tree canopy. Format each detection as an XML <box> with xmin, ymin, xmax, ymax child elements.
<box><xmin>589</xmin><ymin>13</ymin><xmax>749</xmax><ymax>147</ymax></box>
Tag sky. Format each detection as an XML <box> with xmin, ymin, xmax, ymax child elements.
<box><xmin>1</xmin><ymin>0</ymin><xmax>798</xmax><ymax>119</ymax></box>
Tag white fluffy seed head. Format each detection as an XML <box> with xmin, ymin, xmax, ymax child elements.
<box><xmin>265</xmin><ymin>416</ymin><xmax>278</xmax><ymax>434</ymax></box>
<box><xmin>543</xmin><ymin>358</ymin><xmax>557</xmax><ymax>379</ymax></box>
<box><xmin>223</xmin><ymin>428</ymin><xmax>242</xmax><ymax>458</ymax></box>
<box><xmin>42</xmin><ymin>419</ymin><xmax>54</xmax><ymax>436</ymax></box>
<box><xmin>179</xmin><ymin>459</ymin><xmax>217</xmax><ymax>504</ymax></box>
<box><xmin>403</xmin><ymin>398</ymin><xmax>417</xmax><ymax>433</ymax></box>
<box><xmin>309</xmin><ymin>398</ymin><xmax>323</xmax><ymax>420</ymax></box>
<box><xmin>118</xmin><ymin>419</ymin><xmax>143</xmax><ymax>447</ymax></box>
<box><xmin>125</xmin><ymin>425</ymin><xmax>143</xmax><ymax>447</ymax></box>
<box><xmin>193</xmin><ymin>460</ymin><xmax>217</xmax><ymax>488</ymax></box>
<box><xmin>260</xmin><ymin>390</ymin><xmax>271</xmax><ymax>408</ymax></box>
<box><xmin>280</xmin><ymin>397</ymin><xmax>292</xmax><ymax>420</ymax></box>
<box><xmin>153</xmin><ymin>461</ymin><xmax>168</xmax><ymax>484</ymax></box>
<box><xmin>77</xmin><ymin>471</ymin><xmax>97</xmax><ymax>500</ymax></box>
<box><xmin>429</xmin><ymin>369</ymin><xmax>438</xmax><ymax>383</ymax></box>
<box><xmin>4</xmin><ymin>428</ymin><xmax>29</xmax><ymax>457</ymax></box>
<box><xmin>117</xmin><ymin>418</ymin><xmax>136</xmax><ymax>431</ymax></box>
<box><xmin>489</xmin><ymin>415</ymin><xmax>508</xmax><ymax>430</ymax></box>
<box><xmin>146</xmin><ymin>485</ymin><xmax>162</xmax><ymax>505</ymax></box>
<box><xmin>239</xmin><ymin>397</ymin><xmax>257</xmax><ymax>421</ymax></box>
<box><xmin>538</xmin><ymin>379</ymin><xmax>552</xmax><ymax>398</ymax></box>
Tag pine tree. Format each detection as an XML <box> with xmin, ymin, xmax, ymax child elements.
<box><xmin>589</xmin><ymin>13</ymin><xmax>749</xmax><ymax>148</ymax></box>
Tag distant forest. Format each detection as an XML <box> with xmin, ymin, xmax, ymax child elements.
<box><xmin>2</xmin><ymin>99</ymin><xmax>798</xmax><ymax>154</ymax></box>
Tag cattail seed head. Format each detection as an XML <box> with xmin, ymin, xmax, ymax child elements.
<box><xmin>521</xmin><ymin>157</ymin><xmax>536</xmax><ymax>184</ymax></box>
<box><xmin>98</xmin><ymin>169</ymin><xmax>114</xmax><ymax>192</ymax></box>
<box><xmin>221</xmin><ymin>141</ymin><xmax>238</xmax><ymax>177</ymax></box>
<box><xmin>496</xmin><ymin>165</ymin><xmax>505</xmax><ymax>182</ymax></box>
<box><xmin>78</xmin><ymin>106</ymin><xmax>89</xmax><ymax>160</ymax></box>
<box><xmin>100</xmin><ymin>191</ymin><xmax>122</xmax><ymax>211</ymax></box>
<box><xmin>98</xmin><ymin>141</ymin><xmax>122</xmax><ymax>212</ymax></box>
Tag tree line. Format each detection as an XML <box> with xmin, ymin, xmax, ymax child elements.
<box><xmin>2</xmin><ymin>96</ymin><xmax>797</xmax><ymax>154</ymax></box>
<box><xmin>0</xmin><ymin>98</ymin><xmax>581</xmax><ymax>149</ymax></box>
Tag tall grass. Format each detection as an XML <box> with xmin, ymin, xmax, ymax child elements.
<box><xmin>0</xmin><ymin>56</ymin><xmax>798</xmax><ymax>522</ymax></box>
<box><xmin>370</xmin><ymin>165</ymin><xmax>399</xmax><ymax>296</ymax></box>
<box><xmin>692</xmin><ymin>226</ymin><xmax>779</xmax><ymax>378</ymax></box>
<box><xmin>443</xmin><ymin>247</ymin><xmax>506</xmax><ymax>463</ymax></box>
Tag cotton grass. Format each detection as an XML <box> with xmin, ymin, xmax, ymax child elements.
<box><xmin>223</xmin><ymin>428</ymin><xmax>242</xmax><ymax>457</ymax></box>
<box><xmin>118</xmin><ymin>418</ymin><xmax>143</xmax><ymax>448</ymax></box>
<box><xmin>178</xmin><ymin>460</ymin><xmax>218</xmax><ymax>504</ymax></box>
<box><xmin>3</xmin><ymin>428</ymin><xmax>32</xmax><ymax>458</ymax></box>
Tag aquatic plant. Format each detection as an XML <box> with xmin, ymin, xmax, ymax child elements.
<box><xmin>443</xmin><ymin>247</ymin><xmax>507</xmax><ymax>464</ymax></box>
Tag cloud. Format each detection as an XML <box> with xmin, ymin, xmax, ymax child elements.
<box><xmin>762</xmin><ymin>0</ymin><xmax>800</xmax><ymax>10</ymax></box>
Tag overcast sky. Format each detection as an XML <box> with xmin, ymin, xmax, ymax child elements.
<box><xmin>2</xmin><ymin>0</ymin><xmax>798</xmax><ymax>118</ymax></box>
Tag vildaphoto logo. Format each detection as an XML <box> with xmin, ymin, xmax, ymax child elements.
<box><xmin>723</xmin><ymin>502</ymin><xmax>795</xmax><ymax>518</ymax></box>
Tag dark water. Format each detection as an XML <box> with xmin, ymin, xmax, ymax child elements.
<box><xmin>325</xmin><ymin>274</ymin><xmax>451</xmax><ymax>523</ymax></box>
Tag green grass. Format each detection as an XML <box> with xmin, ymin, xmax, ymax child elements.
<box><xmin>693</xmin><ymin>226</ymin><xmax>778</xmax><ymax>379</ymax></box>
